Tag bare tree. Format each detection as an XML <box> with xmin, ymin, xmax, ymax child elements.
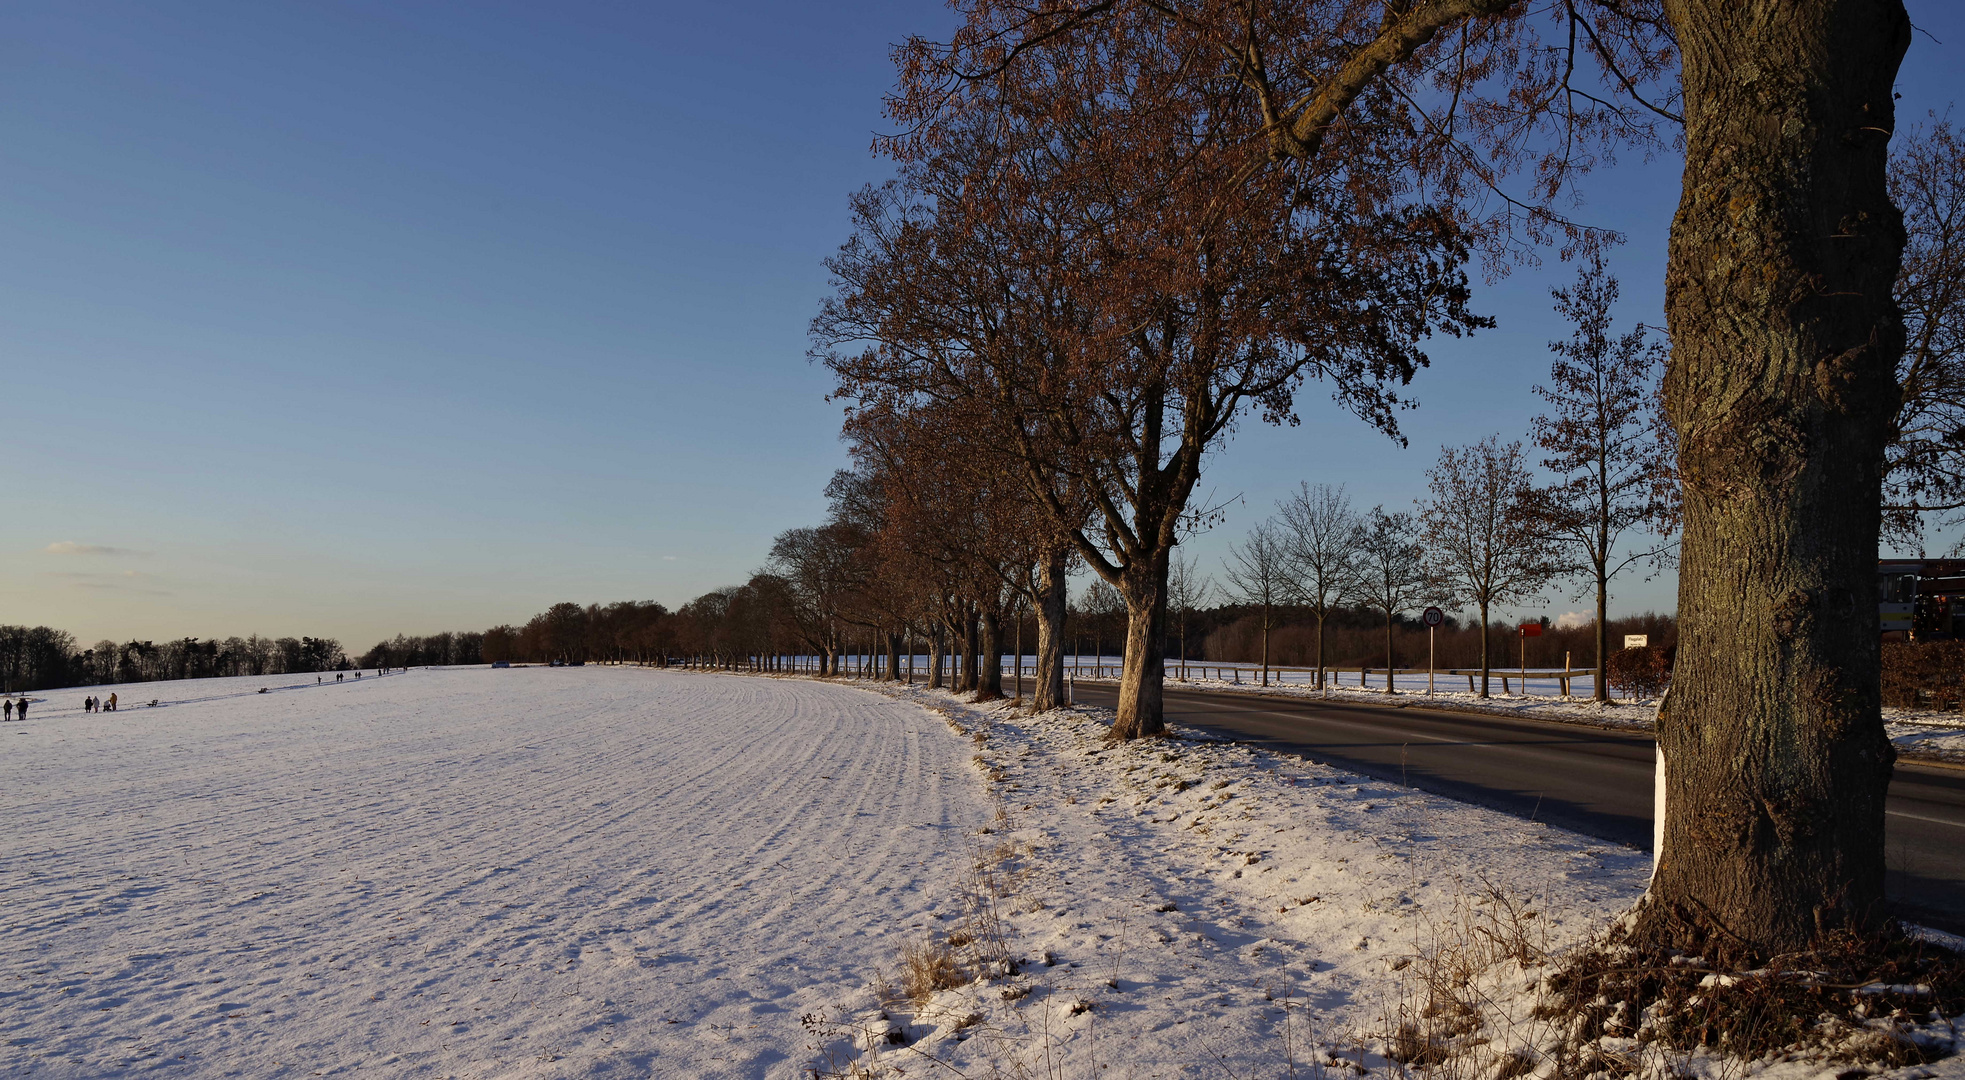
<box><xmin>889</xmin><ymin>0</ymin><xmax>1912</xmax><ymax>950</ymax></box>
<box><xmin>1276</xmin><ymin>482</ymin><xmax>1362</xmax><ymax>692</ymax></box>
<box><xmin>1885</xmin><ymin>119</ymin><xmax>1965</xmax><ymax>549</ymax></box>
<box><xmin>832</xmin><ymin>10</ymin><xmax>1492</xmax><ymax>740</ymax></box>
<box><xmin>1222</xmin><ymin>520</ymin><xmax>1295</xmax><ymax>687</ymax></box>
<box><xmin>1079</xmin><ymin>580</ymin><xmax>1125</xmax><ymax>671</ymax></box>
<box><xmin>1166</xmin><ymin>549</ymin><xmax>1214</xmax><ymax>680</ymax></box>
<box><xmin>1352</xmin><ymin>507</ymin><xmax>1425</xmax><ymax>694</ymax></box>
<box><xmin>768</xmin><ymin>524</ymin><xmax>866</xmax><ymax>674</ymax></box>
<box><xmin>1419</xmin><ymin>437</ymin><xmax>1558</xmax><ymax>698</ymax></box>
<box><xmin>1531</xmin><ymin>257</ymin><xmax>1678</xmax><ymax>704</ymax></box>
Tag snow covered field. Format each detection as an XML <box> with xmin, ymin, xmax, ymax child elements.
<box><xmin>4</xmin><ymin>667</ymin><xmax>1958</xmax><ymax>1079</ymax></box>
<box><xmin>1</xmin><ymin>667</ymin><xmax>989</xmax><ymax>1077</ymax></box>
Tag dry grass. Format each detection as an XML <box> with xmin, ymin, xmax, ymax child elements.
<box><xmin>1536</xmin><ymin>919</ymin><xmax>1965</xmax><ymax>1074</ymax></box>
<box><xmin>880</xmin><ymin>835</ymin><xmax>1029</xmax><ymax>1016</ymax></box>
<box><xmin>900</xmin><ymin>937</ymin><xmax>968</xmax><ymax>1005</ymax></box>
<box><xmin>1376</xmin><ymin>880</ymin><xmax>1551</xmax><ymax>1078</ymax></box>
<box><xmin>1377</xmin><ymin>885</ymin><xmax>1965</xmax><ymax>1080</ymax></box>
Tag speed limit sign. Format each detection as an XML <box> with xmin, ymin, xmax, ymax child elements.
<box><xmin>1422</xmin><ymin>606</ymin><xmax>1445</xmax><ymax>627</ymax></box>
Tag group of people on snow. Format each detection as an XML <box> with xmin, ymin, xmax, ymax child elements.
<box><xmin>0</xmin><ymin>693</ymin><xmax>121</xmax><ymax>721</ymax></box>
<box><xmin>0</xmin><ymin>672</ymin><xmax>414</xmax><ymax>722</ymax></box>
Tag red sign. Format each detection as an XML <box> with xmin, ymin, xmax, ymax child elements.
<box><xmin>1518</xmin><ymin>622</ymin><xmax>1544</xmax><ymax>637</ymax></box>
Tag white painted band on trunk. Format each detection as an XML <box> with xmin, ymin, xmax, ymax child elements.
<box><xmin>1652</xmin><ymin>743</ymin><xmax>1666</xmax><ymax>881</ymax></box>
<box><xmin>1650</xmin><ymin>685</ymin><xmax>1669</xmax><ymax>886</ymax></box>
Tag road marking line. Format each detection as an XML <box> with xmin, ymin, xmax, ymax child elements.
<box><xmin>1888</xmin><ymin>810</ymin><xmax>1965</xmax><ymax>829</ymax></box>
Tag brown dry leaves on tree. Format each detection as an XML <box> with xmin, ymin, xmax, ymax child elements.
<box><xmin>820</xmin><ymin>2</ymin><xmax>1495</xmax><ymax>734</ymax></box>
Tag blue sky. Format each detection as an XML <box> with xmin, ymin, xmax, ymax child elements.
<box><xmin>3</xmin><ymin>2</ymin><xmax>1961</xmax><ymax>648</ymax></box>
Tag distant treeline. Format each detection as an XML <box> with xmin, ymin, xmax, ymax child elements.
<box><xmin>1191</xmin><ymin>607</ymin><xmax>1677</xmax><ymax>672</ymax></box>
<box><xmin>0</xmin><ymin>625</ymin><xmax>350</xmax><ymax>693</ymax></box>
<box><xmin>362</xmin><ymin>602</ymin><xmax>674</xmax><ymax>668</ymax></box>
<box><xmin>369</xmin><ymin>593</ymin><xmax>1678</xmax><ymax>676</ymax></box>
<box><xmin>3</xmin><ymin>595</ymin><xmax>1677</xmax><ymax>696</ymax></box>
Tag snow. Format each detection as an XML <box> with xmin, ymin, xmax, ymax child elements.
<box><xmin>800</xmin><ymin>680</ymin><xmax>1656</xmax><ymax>1077</ymax></box>
<box><xmin>1</xmin><ymin>667</ymin><xmax>989</xmax><ymax>1077</ymax></box>
<box><xmin>817</xmin><ymin>680</ymin><xmax>1965</xmax><ymax>1080</ymax></box>
<box><xmin>4</xmin><ymin>666</ymin><xmax>1958</xmax><ymax>1078</ymax></box>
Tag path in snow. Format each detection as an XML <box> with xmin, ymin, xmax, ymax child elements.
<box><xmin>1</xmin><ymin>667</ymin><xmax>988</xmax><ymax>1078</ymax></box>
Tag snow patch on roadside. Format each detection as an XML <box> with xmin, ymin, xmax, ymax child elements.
<box><xmin>811</xmin><ymin>679</ymin><xmax>1965</xmax><ymax>1080</ymax></box>
<box><xmin>810</xmin><ymin>681</ymin><xmax>1653</xmax><ymax>1077</ymax></box>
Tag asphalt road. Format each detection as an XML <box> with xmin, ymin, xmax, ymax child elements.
<box><xmin>1074</xmin><ymin>681</ymin><xmax>1965</xmax><ymax>934</ymax></box>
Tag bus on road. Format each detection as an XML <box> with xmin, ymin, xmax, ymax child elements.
<box><xmin>1879</xmin><ymin>559</ymin><xmax>1965</xmax><ymax>640</ymax></box>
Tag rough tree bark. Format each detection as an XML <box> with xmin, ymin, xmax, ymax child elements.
<box><xmin>928</xmin><ymin>625</ymin><xmax>945</xmax><ymax>689</ymax></box>
<box><xmin>1033</xmin><ymin>547</ymin><xmax>1069</xmax><ymax>711</ymax></box>
<box><xmin>976</xmin><ymin>609</ymin><xmax>1004</xmax><ymax>700</ymax></box>
<box><xmin>960</xmin><ymin>609</ymin><xmax>980</xmax><ymax>693</ymax></box>
<box><xmin>1112</xmin><ymin>552</ymin><xmax>1171</xmax><ymax>739</ymax></box>
<box><xmin>1647</xmin><ymin>0</ymin><xmax>1909</xmax><ymax>955</ymax></box>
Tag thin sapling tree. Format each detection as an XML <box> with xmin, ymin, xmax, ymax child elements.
<box><xmin>1419</xmin><ymin>437</ymin><xmax>1558</xmax><ymax>698</ymax></box>
<box><xmin>1352</xmin><ymin>507</ymin><xmax>1426</xmax><ymax>693</ymax></box>
<box><xmin>1167</xmin><ymin>549</ymin><xmax>1214</xmax><ymax>681</ymax></box>
<box><xmin>1532</xmin><ymin>257</ymin><xmax>1678</xmax><ymax>704</ymax></box>
<box><xmin>1221</xmin><ymin>519</ymin><xmax>1294</xmax><ymax>687</ymax></box>
<box><xmin>1277</xmin><ymin>482</ymin><xmax>1363</xmax><ymax>692</ymax></box>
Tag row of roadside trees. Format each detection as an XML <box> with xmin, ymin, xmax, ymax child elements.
<box><xmin>790</xmin><ymin>0</ymin><xmax>1950</xmax><ymax>961</ymax></box>
<box><xmin>1219</xmin><ymin>256</ymin><xmax>1676</xmax><ymax>700</ymax></box>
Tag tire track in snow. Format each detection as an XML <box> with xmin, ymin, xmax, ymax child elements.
<box><xmin>0</xmin><ymin>667</ymin><xmax>985</xmax><ymax>1078</ymax></box>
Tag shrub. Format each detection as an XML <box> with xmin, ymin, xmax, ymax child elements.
<box><xmin>1606</xmin><ymin>645</ymin><xmax>1673</xmax><ymax>700</ymax></box>
<box><xmin>1881</xmin><ymin>640</ymin><xmax>1965</xmax><ymax>710</ymax></box>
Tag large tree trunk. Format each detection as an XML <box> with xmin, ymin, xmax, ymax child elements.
<box><xmin>1646</xmin><ymin>0</ymin><xmax>1908</xmax><ymax>956</ymax></box>
<box><xmin>1112</xmin><ymin>559</ymin><xmax>1169</xmax><ymax>739</ymax></box>
<box><xmin>976</xmin><ymin>609</ymin><xmax>1004</xmax><ymax>700</ymax></box>
<box><xmin>886</xmin><ymin>631</ymin><xmax>902</xmax><ymax>683</ymax></box>
<box><xmin>1034</xmin><ymin>548</ymin><xmax>1068</xmax><ymax>711</ymax></box>
<box><xmin>928</xmin><ymin>625</ymin><xmax>945</xmax><ymax>689</ymax></box>
<box><xmin>960</xmin><ymin>609</ymin><xmax>980</xmax><ymax>693</ymax></box>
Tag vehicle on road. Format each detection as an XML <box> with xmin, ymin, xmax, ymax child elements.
<box><xmin>1879</xmin><ymin>559</ymin><xmax>1965</xmax><ymax>639</ymax></box>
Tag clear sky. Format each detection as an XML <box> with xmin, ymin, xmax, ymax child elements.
<box><xmin>3</xmin><ymin>2</ymin><xmax>1961</xmax><ymax>649</ymax></box>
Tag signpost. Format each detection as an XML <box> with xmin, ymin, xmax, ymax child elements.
<box><xmin>1423</xmin><ymin>607</ymin><xmax>1445</xmax><ymax>694</ymax></box>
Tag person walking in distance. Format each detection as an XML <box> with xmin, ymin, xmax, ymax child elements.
<box><xmin>3</xmin><ymin>700</ymin><xmax>11</xmax><ymax>721</ymax></box>
<box><xmin>14</xmin><ymin>698</ymin><xmax>25</xmax><ymax>722</ymax></box>
<box><xmin>106</xmin><ymin>692</ymin><xmax>117</xmax><ymax>712</ymax></box>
